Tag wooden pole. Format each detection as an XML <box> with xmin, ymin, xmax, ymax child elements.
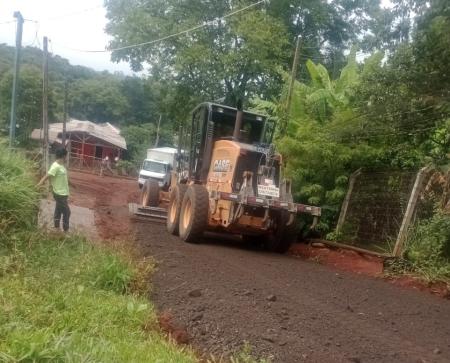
<box><xmin>62</xmin><ymin>79</ymin><xmax>68</xmax><ymax>147</ymax></box>
<box><xmin>9</xmin><ymin>11</ymin><xmax>24</xmax><ymax>148</ymax></box>
<box><xmin>154</xmin><ymin>114</ymin><xmax>162</xmax><ymax>147</ymax></box>
<box><xmin>319</xmin><ymin>240</ymin><xmax>392</xmax><ymax>259</ymax></box>
<box><xmin>280</xmin><ymin>36</ymin><xmax>301</xmax><ymax>136</ymax></box>
<box><xmin>286</xmin><ymin>36</ymin><xmax>302</xmax><ymax>118</ymax></box>
<box><xmin>42</xmin><ymin>36</ymin><xmax>49</xmax><ymax>174</ymax></box>
<box><xmin>393</xmin><ymin>167</ymin><xmax>430</xmax><ymax>257</ymax></box>
<box><xmin>67</xmin><ymin>134</ymin><xmax>71</xmax><ymax>168</ymax></box>
<box><xmin>81</xmin><ymin>134</ymin><xmax>85</xmax><ymax>168</ymax></box>
<box><xmin>336</xmin><ymin>169</ymin><xmax>362</xmax><ymax>234</ymax></box>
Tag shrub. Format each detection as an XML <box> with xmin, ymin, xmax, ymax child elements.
<box><xmin>0</xmin><ymin>140</ymin><xmax>39</xmax><ymax>236</ymax></box>
<box><xmin>405</xmin><ymin>212</ymin><xmax>450</xmax><ymax>281</ymax></box>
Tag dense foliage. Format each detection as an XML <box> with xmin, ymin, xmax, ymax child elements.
<box><xmin>105</xmin><ymin>0</ymin><xmax>393</xmax><ymax>116</ymax></box>
<box><xmin>250</xmin><ymin>1</ymin><xmax>450</xmax><ymax>236</ymax></box>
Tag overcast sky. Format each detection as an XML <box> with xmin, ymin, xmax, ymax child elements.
<box><xmin>0</xmin><ymin>0</ymin><xmax>394</xmax><ymax>75</ymax></box>
<box><xmin>0</xmin><ymin>0</ymin><xmax>134</xmax><ymax>74</ymax></box>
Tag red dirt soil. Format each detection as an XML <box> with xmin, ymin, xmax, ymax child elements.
<box><xmin>289</xmin><ymin>242</ymin><xmax>450</xmax><ymax>298</ymax></box>
<box><xmin>70</xmin><ymin>171</ymin><xmax>139</xmax><ymax>241</ymax></box>
<box><xmin>289</xmin><ymin>243</ymin><xmax>384</xmax><ymax>277</ymax></box>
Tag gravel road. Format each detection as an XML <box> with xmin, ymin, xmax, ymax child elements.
<box><xmin>134</xmin><ymin>221</ymin><xmax>450</xmax><ymax>363</ymax></box>
<box><xmin>69</xmin><ymin>172</ymin><xmax>450</xmax><ymax>363</ymax></box>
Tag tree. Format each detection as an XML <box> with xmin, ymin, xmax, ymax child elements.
<box><xmin>121</xmin><ymin>123</ymin><xmax>174</xmax><ymax>162</ymax></box>
<box><xmin>69</xmin><ymin>76</ymin><xmax>129</xmax><ymax>123</ymax></box>
<box><xmin>0</xmin><ymin>65</ymin><xmax>56</xmax><ymax>145</ymax></box>
<box><xmin>252</xmin><ymin>51</ymin><xmax>380</xmax><ymax>231</ymax></box>
<box><xmin>105</xmin><ymin>0</ymin><xmax>289</xmax><ymax>107</ymax></box>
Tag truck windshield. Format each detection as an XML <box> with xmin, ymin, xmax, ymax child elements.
<box><xmin>142</xmin><ymin>160</ymin><xmax>167</xmax><ymax>174</ymax></box>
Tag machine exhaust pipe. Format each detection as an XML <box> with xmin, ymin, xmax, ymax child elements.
<box><xmin>233</xmin><ymin>99</ymin><xmax>243</xmax><ymax>141</ymax></box>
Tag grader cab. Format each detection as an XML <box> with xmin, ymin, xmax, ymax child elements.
<box><xmin>141</xmin><ymin>102</ymin><xmax>321</xmax><ymax>253</ymax></box>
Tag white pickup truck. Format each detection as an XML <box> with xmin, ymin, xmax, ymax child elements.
<box><xmin>138</xmin><ymin>147</ymin><xmax>178</xmax><ymax>189</ymax></box>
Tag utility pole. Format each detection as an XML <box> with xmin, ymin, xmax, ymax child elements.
<box><xmin>281</xmin><ymin>36</ymin><xmax>302</xmax><ymax>136</ymax></box>
<box><xmin>9</xmin><ymin>11</ymin><xmax>24</xmax><ymax>148</ymax></box>
<box><xmin>154</xmin><ymin>114</ymin><xmax>162</xmax><ymax>147</ymax></box>
<box><xmin>62</xmin><ymin>79</ymin><xmax>68</xmax><ymax>147</ymax></box>
<box><xmin>42</xmin><ymin>36</ymin><xmax>49</xmax><ymax>174</ymax></box>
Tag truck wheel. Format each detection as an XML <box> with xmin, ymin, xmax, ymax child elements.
<box><xmin>141</xmin><ymin>179</ymin><xmax>160</xmax><ymax>207</ymax></box>
<box><xmin>179</xmin><ymin>185</ymin><xmax>209</xmax><ymax>243</ymax></box>
<box><xmin>166</xmin><ymin>184</ymin><xmax>187</xmax><ymax>235</ymax></box>
<box><xmin>265</xmin><ymin>211</ymin><xmax>297</xmax><ymax>253</ymax></box>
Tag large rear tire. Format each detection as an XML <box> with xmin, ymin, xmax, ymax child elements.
<box><xmin>167</xmin><ymin>184</ymin><xmax>188</xmax><ymax>235</ymax></box>
<box><xmin>141</xmin><ymin>179</ymin><xmax>160</xmax><ymax>207</ymax></box>
<box><xmin>265</xmin><ymin>211</ymin><xmax>297</xmax><ymax>253</ymax></box>
<box><xmin>179</xmin><ymin>185</ymin><xmax>209</xmax><ymax>243</ymax></box>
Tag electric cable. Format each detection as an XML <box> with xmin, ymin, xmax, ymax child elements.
<box><xmin>42</xmin><ymin>4</ymin><xmax>104</xmax><ymax>22</ymax></box>
<box><xmin>51</xmin><ymin>0</ymin><xmax>266</xmax><ymax>53</ymax></box>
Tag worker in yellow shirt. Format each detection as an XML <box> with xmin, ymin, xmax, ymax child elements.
<box><xmin>38</xmin><ymin>148</ymin><xmax>71</xmax><ymax>232</ymax></box>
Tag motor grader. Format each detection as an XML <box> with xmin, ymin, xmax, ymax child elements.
<box><xmin>141</xmin><ymin>102</ymin><xmax>321</xmax><ymax>253</ymax></box>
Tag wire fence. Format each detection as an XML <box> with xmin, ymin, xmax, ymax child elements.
<box><xmin>68</xmin><ymin>153</ymin><xmax>139</xmax><ymax>177</ymax></box>
<box><xmin>334</xmin><ymin>168</ymin><xmax>450</xmax><ymax>255</ymax></box>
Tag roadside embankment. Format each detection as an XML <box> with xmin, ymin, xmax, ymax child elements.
<box><xmin>0</xmin><ymin>141</ymin><xmax>196</xmax><ymax>362</ymax></box>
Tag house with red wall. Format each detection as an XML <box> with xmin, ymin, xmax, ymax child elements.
<box><xmin>31</xmin><ymin>119</ymin><xmax>127</xmax><ymax>169</ymax></box>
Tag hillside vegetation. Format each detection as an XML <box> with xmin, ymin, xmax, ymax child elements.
<box><xmin>0</xmin><ymin>44</ymin><xmax>173</xmax><ymax>161</ymax></box>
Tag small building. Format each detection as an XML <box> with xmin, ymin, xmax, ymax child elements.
<box><xmin>31</xmin><ymin>119</ymin><xmax>127</xmax><ymax>169</ymax></box>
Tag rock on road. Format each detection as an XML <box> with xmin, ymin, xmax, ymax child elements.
<box><xmin>134</xmin><ymin>221</ymin><xmax>450</xmax><ymax>363</ymax></box>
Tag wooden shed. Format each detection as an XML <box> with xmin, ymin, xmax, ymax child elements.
<box><xmin>31</xmin><ymin>119</ymin><xmax>127</xmax><ymax>169</ymax></box>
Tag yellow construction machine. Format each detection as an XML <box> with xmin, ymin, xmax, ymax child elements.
<box><xmin>141</xmin><ymin>102</ymin><xmax>321</xmax><ymax>253</ymax></box>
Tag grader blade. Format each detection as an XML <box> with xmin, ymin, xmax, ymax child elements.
<box><xmin>128</xmin><ymin>203</ymin><xmax>167</xmax><ymax>221</ymax></box>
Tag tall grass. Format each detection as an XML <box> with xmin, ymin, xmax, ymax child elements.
<box><xmin>0</xmin><ymin>140</ymin><xmax>39</xmax><ymax>236</ymax></box>
<box><xmin>0</xmin><ymin>233</ymin><xmax>196</xmax><ymax>362</ymax></box>
<box><xmin>404</xmin><ymin>212</ymin><xmax>450</xmax><ymax>283</ymax></box>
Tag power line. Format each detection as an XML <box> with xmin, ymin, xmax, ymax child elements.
<box><xmin>51</xmin><ymin>0</ymin><xmax>266</xmax><ymax>53</ymax></box>
<box><xmin>41</xmin><ymin>5</ymin><xmax>104</xmax><ymax>22</ymax></box>
<box><xmin>24</xmin><ymin>21</ymin><xmax>40</xmax><ymax>47</ymax></box>
<box><xmin>0</xmin><ymin>18</ymin><xmax>38</xmax><ymax>26</ymax></box>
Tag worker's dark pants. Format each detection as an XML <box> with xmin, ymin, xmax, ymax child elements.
<box><xmin>53</xmin><ymin>193</ymin><xmax>71</xmax><ymax>232</ymax></box>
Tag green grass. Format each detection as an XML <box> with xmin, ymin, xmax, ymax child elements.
<box><xmin>0</xmin><ymin>142</ymin><xmax>39</xmax><ymax>235</ymax></box>
<box><xmin>0</xmin><ymin>232</ymin><xmax>197</xmax><ymax>363</ymax></box>
<box><xmin>385</xmin><ymin>212</ymin><xmax>450</xmax><ymax>285</ymax></box>
<box><xmin>403</xmin><ymin>212</ymin><xmax>450</xmax><ymax>283</ymax></box>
